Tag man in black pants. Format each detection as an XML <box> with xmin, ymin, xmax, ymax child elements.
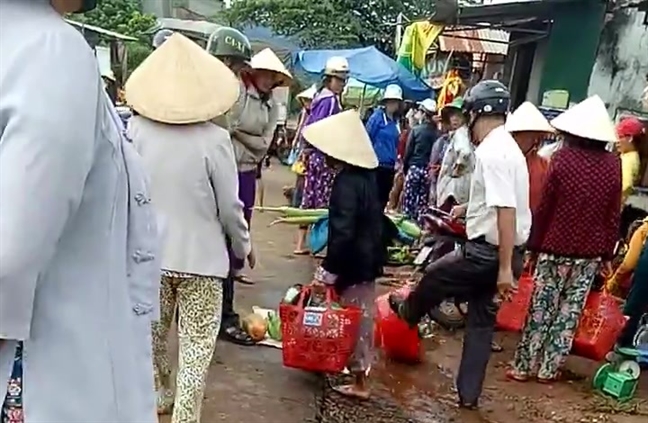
<box><xmin>390</xmin><ymin>80</ymin><xmax>532</xmax><ymax>408</ymax></box>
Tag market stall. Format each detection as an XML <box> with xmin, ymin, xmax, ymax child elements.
<box><xmin>292</xmin><ymin>46</ymin><xmax>432</xmax><ymax>101</ymax></box>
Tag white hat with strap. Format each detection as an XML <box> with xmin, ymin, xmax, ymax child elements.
<box><xmin>506</xmin><ymin>101</ymin><xmax>554</xmax><ymax>133</ymax></box>
<box><xmin>250</xmin><ymin>48</ymin><xmax>293</xmax><ymax>87</ymax></box>
<box><xmin>550</xmin><ymin>95</ymin><xmax>617</xmax><ymax>143</ymax></box>
<box><xmin>302</xmin><ymin>110</ymin><xmax>378</xmax><ymax>169</ymax></box>
<box><xmin>125</xmin><ymin>33</ymin><xmax>239</xmax><ymax>124</ymax></box>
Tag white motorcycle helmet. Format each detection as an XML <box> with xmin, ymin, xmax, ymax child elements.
<box><xmin>324</xmin><ymin>56</ymin><xmax>350</xmax><ymax>78</ymax></box>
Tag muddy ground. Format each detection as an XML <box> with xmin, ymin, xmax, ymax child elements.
<box><xmin>161</xmin><ymin>163</ymin><xmax>647</xmax><ymax>423</ymax></box>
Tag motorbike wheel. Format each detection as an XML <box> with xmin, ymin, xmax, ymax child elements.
<box><xmin>429</xmin><ymin>300</ymin><xmax>467</xmax><ymax>330</ymax></box>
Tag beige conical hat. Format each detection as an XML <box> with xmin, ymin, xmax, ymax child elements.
<box><xmin>125</xmin><ymin>33</ymin><xmax>239</xmax><ymax>125</ymax></box>
<box><xmin>302</xmin><ymin>110</ymin><xmax>378</xmax><ymax>169</ymax></box>
<box><xmin>506</xmin><ymin>101</ymin><xmax>554</xmax><ymax>133</ymax></box>
<box><xmin>296</xmin><ymin>84</ymin><xmax>317</xmax><ymax>100</ymax></box>
<box><xmin>550</xmin><ymin>95</ymin><xmax>617</xmax><ymax>143</ymax></box>
<box><xmin>250</xmin><ymin>48</ymin><xmax>293</xmax><ymax>87</ymax></box>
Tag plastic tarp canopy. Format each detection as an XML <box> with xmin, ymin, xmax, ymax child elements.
<box><xmin>343</xmin><ymin>78</ymin><xmax>382</xmax><ymax>107</ymax></box>
<box><xmin>292</xmin><ymin>46</ymin><xmax>432</xmax><ymax>101</ymax></box>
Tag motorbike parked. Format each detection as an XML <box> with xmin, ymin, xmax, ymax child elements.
<box><xmin>413</xmin><ymin>208</ymin><xmax>468</xmax><ymax>331</ymax></box>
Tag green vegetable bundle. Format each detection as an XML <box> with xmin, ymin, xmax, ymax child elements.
<box><xmin>257</xmin><ymin>205</ymin><xmax>422</xmax><ymax>239</ymax></box>
<box><xmin>266</xmin><ymin>311</ymin><xmax>282</xmax><ymax>342</ymax></box>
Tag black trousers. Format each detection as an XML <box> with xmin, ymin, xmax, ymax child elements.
<box><xmin>221</xmin><ymin>275</ymin><xmax>239</xmax><ymax>329</ymax></box>
<box><xmin>375</xmin><ymin>166</ymin><xmax>396</xmax><ymax>210</ymax></box>
<box><xmin>403</xmin><ymin>239</ymin><xmax>524</xmax><ymax>404</ymax></box>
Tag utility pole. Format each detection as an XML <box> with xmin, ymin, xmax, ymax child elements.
<box><xmin>395</xmin><ymin>12</ymin><xmax>404</xmax><ymax>56</ymax></box>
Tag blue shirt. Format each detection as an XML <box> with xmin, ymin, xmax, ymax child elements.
<box><xmin>365</xmin><ymin>108</ymin><xmax>400</xmax><ymax>168</ymax></box>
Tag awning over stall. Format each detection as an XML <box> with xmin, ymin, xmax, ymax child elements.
<box><xmin>293</xmin><ymin>46</ymin><xmax>432</xmax><ymax>101</ymax></box>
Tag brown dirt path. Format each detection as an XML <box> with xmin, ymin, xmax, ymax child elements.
<box><xmin>161</xmin><ymin>162</ymin><xmax>647</xmax><ymax>423</ymax></box>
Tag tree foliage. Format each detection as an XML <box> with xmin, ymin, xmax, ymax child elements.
<box><xmin>71</xmin><ymin>0</ymin><xmax>157</xmax><ymax>39</ymax></box>
<box><xmin>222</xmin><ymin>0</ymin><xmax>438</xmax><ymax>54</ymax></box>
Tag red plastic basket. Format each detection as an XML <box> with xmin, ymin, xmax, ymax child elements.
<box><xmin>374</xmin><ymin>286</ymin><xmax>423</xmax><ymax>363</ymax></box>
<box><xmin>572</xmin><ymin>291</ymin><xmax>627</xmax><ymax>361</ymax></box>
<box><xmin>279</xmin><ymin>286</ymin><xmax>362</xmax><ymax>373</ymax></box>
<box><xmin>496</xmin><ymin>274</ymin><xmax>534</xmax><ymax>332</ymax></box>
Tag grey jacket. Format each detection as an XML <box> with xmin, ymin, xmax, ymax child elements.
<box><xmin>218</xmin><ymin>80</ymin><xmax>279</xmax><ymax>172</ymax></box>
<box><xmin>129</xmin><ymin>117</ymin><xmax>251</xmax><ymax>277</ymax></box>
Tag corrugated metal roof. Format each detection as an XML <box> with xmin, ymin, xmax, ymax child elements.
<box><xmin>438</xmin><ymin>28</ymin><xmax>510</xmax><ymax>55</ymax></box>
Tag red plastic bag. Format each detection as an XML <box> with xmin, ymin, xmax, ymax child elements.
<box><xmin>572</xmin><ymin>291</ymin><xmax>626</xmax><ymax>361</ymax></box>
<box><xmin>496</xmin><ymin>274</ymin><xmax>534</xmax><ymax>332</ymax></box>
<box><xmin>280</xmin><ymin>286</ymin><xmax>362</xmax><ymax>373</ymax></box>
<box><xmin>374</xmin><ymin>286</ymin><xmax>423</xmax><ymax>363</ymax></box>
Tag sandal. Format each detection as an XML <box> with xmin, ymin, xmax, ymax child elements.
<box><xmin>537</xmin><ymin>371</ymin><xmax>562</xmax><ymax>384</ymax></box>
<box><xmin>332</xmin><ymin>384</ymin><xmax>371</xmax><ymax>400</ymax></box>
<box><xmin>220</xmin><ymin>326</ymin><xmax>255</xmax><ymax>346</ymax></box>
<box><xmin>233</xmin><ymin>273</ymin><xmax>255</xmax><ymax>285</ymax></box>
<box><xmin>491</xmin><ymin>341</ymin><xmax>504</xmax><ymax>352</ymax></box>
<box><xmin>293</xmin><ymin>249</ymin><xmax>310</xmax><ymax>256</ymax></box>
<box><xmin>505</xmin><ymin>368</ymin><xmax>530</xmax><ymax>382</ymax></box>
<box><xmin>156</xmin><ymin>389</ymin><xmax>174</xmax><ymax>415</ymax></box>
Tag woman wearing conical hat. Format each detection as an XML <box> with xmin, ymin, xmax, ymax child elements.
<box><xmin>216</xmin><ymin>47</ymin><xmax>293</xmax><ymax>346</ymax></box>
<box><xmin>306</xmin><ymin>110</ymin><xmax>385</xmax><ymax>400</ymax></box>
<box><xmin>125</xmin><ymin>33</ymin><xmax>252</xmax><ymax>421</ymax></box>
<box><xmin>286</xmin><ymin>84</ymin><xmax>317</xmax><ymax>207</ymax></box>
<box><xmin>507</xmin><ymin>96</ymin><xmax>622</xmax><ymax>384</ymax></box>
<box><xmin>505</xmin><ymin>101</ymin><xmax>555</xmax><ymax>215</ymax></box>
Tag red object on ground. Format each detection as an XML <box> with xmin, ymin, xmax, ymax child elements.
<box><xmin>374</xmin><ymin>286</ymin><xmax>423</xmax><ymax>363</ymax></box>
<box><xmin>496</xmin><ymin>274</ymin><xmax>534</xmax><ymax>332</ymax></box>
<box><xmin>572</xmin><ymin>291</ymin><xmax>627</xmax><ymax>361</ymax></box>
<box><xmin>279</xmin><ymin>286</ymin><xmax>362</xmax><ymax>373</ymax></box>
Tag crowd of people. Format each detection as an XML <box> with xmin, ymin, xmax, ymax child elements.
<box><xmin>1</xmin><ymin>1</ymin><xmax>647</xmax><ymax>422</ymax></box>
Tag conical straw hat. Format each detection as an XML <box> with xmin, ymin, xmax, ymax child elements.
<box><xmin>506</xmin><ymin>101</ymin><xmax>554</xmax><ymax>133</ymax></box>
<box><xmin>302</xmin><ymin>110</ymin><xmax>379</xmax><ymax>169</ymax></box>
<box><xmin>550</xmin><ymin>95</ymin><xmax>617</xmax><ymax>143</ymax></box>
<box><xmin>250</xmin><ymin>48</ymin><xmax>293</xmax><ymax>87</ymax></box>
<box><xmin>296</xmin><ymin>84</ymin><xmax>317</xmax><ymax>100</ymax></box>
<box><xmin>125</xmin><ymin>33</ymin><xmax>239</xmax><ymax>124</ymax></box>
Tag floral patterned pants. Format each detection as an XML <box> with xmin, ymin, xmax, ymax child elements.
<box><xmin>1</xmin><ymin>343</ymin><xmax>23</xmax><ymax>423</ymax></box>
<box><xmin>512</xmin><ymin>254</ymin><xmax>600</xmax><ymax>379</ymax></box>
<box><xmin>402</xmin><ymin>166</ymin><xmax>430</xmax><ymax>222</ymax></box>
<box><xmin>152</xmin><ymin>275</ymin><xmax>223</xmax><ymax>423</ymax></box>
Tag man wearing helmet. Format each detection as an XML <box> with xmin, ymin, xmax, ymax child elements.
<box><xmin>390</xmin><ymin>80</ymin><xmax>531</xmax><ymax>408</ymax></box>
<box><xmin>208</xmin><ymin>27</ymin><xmax>253</xmax><ymax>75</ymax></box>
<box><xmin>1</xmin><ymin>0</ymin><xmax>158</xmax><ymax>421</ymax></box>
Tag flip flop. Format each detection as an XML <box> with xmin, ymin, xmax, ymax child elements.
<box><xmin>293</xmin><ymin>249</ymin><xmax>310</xmax><ymax>256</ymax></box>
<box><xmin>505</xmin><ymin>368</ymin><xmax>530</xmax><ymax>382</ymax></box>
<box><xmin>233</xmin><ymin>274</ymin><xmax>255</xmax><ymax>285</ymax></box>
<box><xmin>491</xmin><ymin>341</ymin><xmax>504</xmax><ymax>352</ymax></box>
<box><xmin>537</xmin><ymin>371</ymin><xmax>563</xmax><ymax>384</ymax></box>
<box><xmin>332</xmin><ymin>384</ymin><xmax>371</xmax><ymax>400</ymax></box>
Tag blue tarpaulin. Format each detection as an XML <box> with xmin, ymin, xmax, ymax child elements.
<box><xmin>292</xmin><ymin>46</ymin><xmax>432</xmax><ymax>101</ymax></box>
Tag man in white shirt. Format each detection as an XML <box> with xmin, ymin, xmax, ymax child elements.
<box><xmin>390</xmin><ymin>80</ymin><xmax>531</xmax><ymax>409</ymax></box>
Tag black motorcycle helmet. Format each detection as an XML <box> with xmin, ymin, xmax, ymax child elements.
<box><xmin>462</xmin><ymin>79</ymin><xmax>510</xmax><ymax>127</ymax></box>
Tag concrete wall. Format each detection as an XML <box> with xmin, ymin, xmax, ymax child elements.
<box><xmin>587</xmin><ymin>7</ymin><xmax>648</xmax><ymax>112</ymax></box>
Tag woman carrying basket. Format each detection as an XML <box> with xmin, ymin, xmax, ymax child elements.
<box><xmin>304</xmin><ymin>110</ymin><xmax>384</xmax><ymax>400</ymax></box>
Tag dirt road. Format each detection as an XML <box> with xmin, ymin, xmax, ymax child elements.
<box><xmin>162</xmin><ymin>163</ymin><xmax>647</xmax><ymax>423</ymax></box>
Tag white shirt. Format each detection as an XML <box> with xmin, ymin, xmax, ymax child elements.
<box><xmin>466</xmin><ymin>125</ymin><xmax>531</xmax><ymax>246</ymax></box>
<box><xmin>0</xmin><ymin>1</ymin><xmax>157</xmax><ymax>421</ymax></box>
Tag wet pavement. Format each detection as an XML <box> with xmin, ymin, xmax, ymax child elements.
<box><xmin>161</xmin><ymin>163</ymin><xmax>648</xmax><ymax>423</ymax></box>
